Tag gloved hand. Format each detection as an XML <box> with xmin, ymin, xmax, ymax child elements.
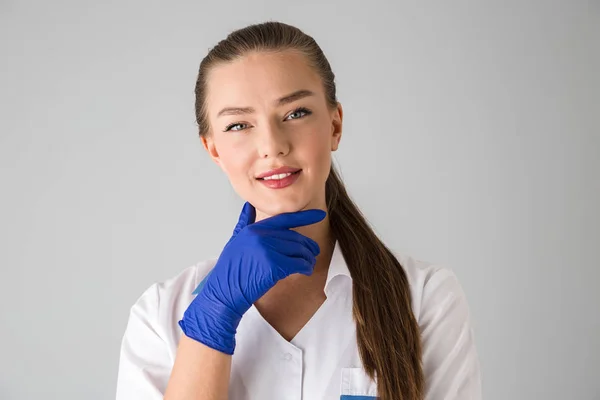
<box><xmin>179</xmin><ymin>201</ymin><xmax>326</xmax><ymax>355</ymax></box>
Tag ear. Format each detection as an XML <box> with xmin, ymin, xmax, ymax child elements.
<box><xmin>201</xmin><ymin>135</ymin><xmax>222</xmax><ymax>167</ymax></box>
<box><xmin>330</xmin><ymin>102</ymin><xmax>343</xmax><ymax>152</ymax></box>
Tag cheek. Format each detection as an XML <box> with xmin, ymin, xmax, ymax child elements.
<box><xmin>300</xmin><ymin>128</ymin><xmax>332</xmax><ymax>177</ymax></box>
<box><xmin>215</xmin><ymin>139</ymin><xmax>254</xmax><ymax>182</ymax></box>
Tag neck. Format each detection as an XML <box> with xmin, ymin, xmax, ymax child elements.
<box><xmin>254</xmin><ymin>213</ymin><xmax>334</xmax><ymax>312</ymax></box>
<box><xmin>291</xmin><ymin>214</ymin><xmax>335</xmax><ymax>277</ymax></box>
<box><xmin>254</xmin><ymin>205</ymin><xmax>335</xmax><ymax>284</ymax></box>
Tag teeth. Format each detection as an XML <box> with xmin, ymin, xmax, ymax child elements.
<box><xmin>263</xmin><ymin>172</ymin><xmax>293</xmax><ymax>180</ymax></box>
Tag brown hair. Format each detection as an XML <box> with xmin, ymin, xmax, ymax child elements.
<box><xmin>194</xmin><ymin>21</ymin><xmax>424</xmax><ymax>400</ymax></box>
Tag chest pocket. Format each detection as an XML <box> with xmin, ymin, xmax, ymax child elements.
<box><xmin>340</xmin><ymin>367</ymin><xmax>378</xmax><ymax>399</ymax></box>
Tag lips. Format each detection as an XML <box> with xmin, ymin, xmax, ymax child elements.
<box><xmin>257</xmin><ymin>169</ymin><xmax>301</xmax><ymax>189</ymax></box>
<box><xmin>255</xmin><ymin>166</ymin><xmax>302</xmax><ymax>180</ymax></box>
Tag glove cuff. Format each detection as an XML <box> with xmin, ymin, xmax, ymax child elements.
<box><xmin>178</xmin><ymin>293</ymin><xmax>243</xmax><ymax>355</ymax></box>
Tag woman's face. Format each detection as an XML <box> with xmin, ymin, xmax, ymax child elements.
<box><xmin>202</xmin><ymin>50</ymin><xmax>343</xmax><ymax>221</ymax></box>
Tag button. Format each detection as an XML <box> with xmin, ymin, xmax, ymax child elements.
<box><xmin>283</xmin><ymin>353</ymin><xmax>292</xmax><ymax>361</ymax></box>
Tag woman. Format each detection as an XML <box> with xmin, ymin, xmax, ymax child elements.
<box><xmin>116</xmin><ymin>21</ymin><xmax>481</xmax><ymax>400</ymax></box>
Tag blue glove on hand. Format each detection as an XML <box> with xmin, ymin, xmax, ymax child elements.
<box><xmin>178</xmin><ymin>202</ymin><xmax>326</xmax><ymax>355</ymax></box>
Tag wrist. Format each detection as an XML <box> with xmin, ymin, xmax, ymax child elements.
<box><xmin>179</xmin><ymin>291</ymin><xmax>243</xmax><ymax>354</ymax></box>
<box><xmin>178</xmin><ymin>319</ymin><xmax>236</xmax><ymax>355</ymax></box>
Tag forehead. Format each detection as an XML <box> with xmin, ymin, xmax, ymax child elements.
<box><xmin>206</xmin><ymin>50</ymin><xmax>324</xmax><ymax>113</ymax></box>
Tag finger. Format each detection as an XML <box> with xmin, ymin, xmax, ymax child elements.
<box><xmin>287</xmin><ymin>257</ymin><xmax>316</xmax><ymax>277</ymax></box>
<box><xmin>269</xmin><ymin>251</ymin><xmax>316</xmax><ymax>278</ymax></box>
<box><xmin>257</xmin><ymin>209</ymin><xmax>326</xmax><ymax>230</ymax></box>
<box><xmin>262</xmin><ymin>237</ymin><xmax>317</xmax><ymax>265</ymax></box>
<box><xmin>268</xmin><ymin>229</ymin><xmax>321</xmax><ymax>257</ymax></box>
<box><xmin>232</xmin><ymin>202</ymin><xmax>256</xmax><ymax>237</ymax></box>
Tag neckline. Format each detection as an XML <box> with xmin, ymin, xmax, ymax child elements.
<box><xmin>248</xmin><ymin>291</ymin><xmax>335</xmax><ymax>348</ymax></box>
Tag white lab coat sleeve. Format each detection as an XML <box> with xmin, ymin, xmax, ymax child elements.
<box><xmin>116</xmin><ymin>283</ymin><xmax>172</xmax><ymax>400</ymax></box>
<box><xmin>419</xmin><ymin>268</ymin><xmax>482</xmax><ymax>400</ymax></box>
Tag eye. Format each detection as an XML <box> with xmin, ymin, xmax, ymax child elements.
<box><xmin>223</xmin><ymin>122</ymin><xmax>249</xmax><ymax>132</ymax></box>
<box><xmin>223</xmin><ymin>107</ymin><xmax>311</xmax><ymax>132</ymax></box>
<box><xmin>285</xmin><ymin>107</ymin><xmax>312</xmax><ymax>120</ymax></box>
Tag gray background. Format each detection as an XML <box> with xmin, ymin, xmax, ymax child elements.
<box><xmin>1</xmin><ymin>1</ymin><xmax>598</xmax><ymax>399</ymax></box>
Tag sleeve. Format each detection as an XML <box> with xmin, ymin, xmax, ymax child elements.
<box><xmin>115</xmin><ymin>284</ymin><xmax>173</xmax><ymax>400</ymax></box>
<box><xmin>419</xmin><ymin>268</ymin><xmax>482</xmax><ymax>400</ymax></box>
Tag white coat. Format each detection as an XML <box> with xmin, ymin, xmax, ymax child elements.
<box><xmin>116</xmin><ymin>241</ymin><xmax>482</xmax><ymax>399</ymax></box>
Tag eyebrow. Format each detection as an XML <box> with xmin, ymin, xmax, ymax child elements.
<box><xmin>216</xmin><ymin>89</ymin><xmax>315</xmax><ymax>117</ymax></box>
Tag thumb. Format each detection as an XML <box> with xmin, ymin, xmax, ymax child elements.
<box><xmin>232</xmin><ymin>201</ymin><xmax>256</xmax><ymax>237</ymax></box>
<box><xmin>258</xmin><ymin>209</ymin><xmax>326</xmax><ymax>230</ymax></box>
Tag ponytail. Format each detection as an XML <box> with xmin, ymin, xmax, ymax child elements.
<box><xmin>327</xmin><ymin>165</ymin><xmax>424</xmax><ymax>399</ymax></box>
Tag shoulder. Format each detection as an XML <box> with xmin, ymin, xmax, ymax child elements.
<box><xmin>393</xmin><ymin>252</ymin><xmax>482</xmax><ymax>397</ymax></box>
<box><xmin>127</xmin><ymin>258</ymin><xmax>218</xmax><ymax>344</ymax></box>
<box><xmin>117</xmin><ymin>259</ymin><xmax>218</xmax><ymax>397</ymax></box>
<box><xmin>132</xmin><ymin>258</ymin><xmax>217</xmax><ymax>308</ymax></box>
<box><xmin>154</xmin><ymin>258</ymin><xmax>217</xmax><ymax>309</ymax></box>
<box><xmin>393</xmin><ymin>251</ymin><xmax>471</xmax><ymax>325</ymax></box>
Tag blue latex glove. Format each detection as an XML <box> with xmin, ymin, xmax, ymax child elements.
<box><xmin>179</xmin><ymin>201</ymin><xmax>326</xmax><ymax>355</ymax></box>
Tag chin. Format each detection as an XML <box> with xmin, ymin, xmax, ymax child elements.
<box><xmin>259</xmin><ymin>202</ymin><xmax>305</xmax><ymax>217</ymax></box>
<box><xmin>252</xmin><ymin>198</ymin><xmax>313</xmax><ymax>219</ymax></box>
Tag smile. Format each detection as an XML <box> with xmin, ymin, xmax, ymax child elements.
<box><xmin>257</xmin><ymin>170</ymin><xmax>301</xmax><ymax>189</ymax></box>
<box><xmin>262</xmin><ymin>172</ymin><xmax>294</xmax><ymax>180</ymax></box>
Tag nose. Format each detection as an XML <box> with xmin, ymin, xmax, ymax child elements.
<box><xmin>257</xmin><ymin>120</ymin><xmax>290</xmax><ymax>159</ymax></box>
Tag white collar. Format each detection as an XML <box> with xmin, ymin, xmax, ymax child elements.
<box><xmin>193</xmin><ymin>240</ymin><xmax>352</xmax><ymax>296</ymax></box>
<box><xmin>324</xmin><ymin>240</ymin><xmax>352</xmax><ymax>296</ymax></box>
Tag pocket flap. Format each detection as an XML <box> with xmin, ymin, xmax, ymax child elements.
<box><xmin>340</xmin><ymin>367</ymin><xmax>378</xmax><ymax>398</ymax></box>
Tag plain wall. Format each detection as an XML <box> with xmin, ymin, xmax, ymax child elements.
<box><xmin>1</xmin><ymin>1</ymin><xmax>598</xmax><ymax>399</ymax></box>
